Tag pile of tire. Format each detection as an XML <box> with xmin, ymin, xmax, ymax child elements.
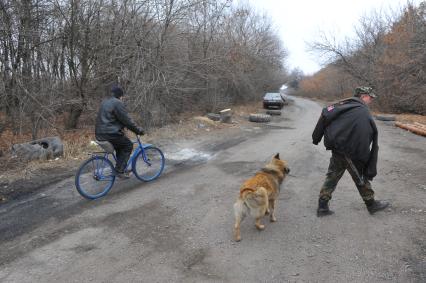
<box><xmin>11</xmin><ymin>136</ymin><xmax>64</xmax><ymax>161</ymax></box>
<box><xmin>248</xmin><ymin>113</ymin><xmax>271</xmax><ymax>123</ymax></box>
<box><xmin>266</xmin><ymin>109</ymin><xmax>282</xmax><ymax>116</ymax></box>
<box><xmin>206</xmin><ymin>113</ymin><xmax>220</xmax><ymax>121</ymax></box>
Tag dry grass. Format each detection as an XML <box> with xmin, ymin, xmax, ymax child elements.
<box><xmin>0</xmin><ymin>158</ymin><xmax>78</xmax><ymax>184</ymax></box>
<box><xmin>0</xmin><ymin>102</ymin><xmax>263</xmax><ymax>184</ymax></box>
<box><xmin>372</xmin><ymin>112</ymin><xmax>426</xmax><ymax>126</ymax></box>
<box><xmin>2</xmin><ymin>101</ymin><xmax>422</xmax><ymax>186</ymax></box>
<box><xmin>0</xmin><ymin>128</ymin><xmax>94</xmax><ymax>184</ymax></box>
<box><xmin>0</xmin><ymin>130</ymin><xmax>34</xmax><ymax>152</ymax></box>
<box><xmin>141</xmin><ymin>102</ymin><xmax>262</xmax><ymax>142</ymax></box>
<box><xmin>232</xmin><ymin>102</ymin><xmax>263</xmax><ymax>116</ymax></box>
<box><xmin>62</xmin><ymin>129</ymin><xmax>94</xmax><ymax>160</ymax></box>
<box><xmin>395</xmin><ymin>114</ymin><xmax>426</xmax><ymax>125</ymax></box>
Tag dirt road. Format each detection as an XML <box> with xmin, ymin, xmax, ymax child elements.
<box><xmin>0</xmin><ymin>97</ymin><xmax>425</xmax><ymax>282</ymax></box>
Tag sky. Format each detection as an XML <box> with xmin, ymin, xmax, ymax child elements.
<box><xmin>242</xmin><ymin>0</ymin><xmax>423</xmax><ymax>75</ymax></box>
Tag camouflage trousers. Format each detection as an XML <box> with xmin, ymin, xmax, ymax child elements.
<box><xmin>319</xmin><ymin>152</ymin><xmax>375</xmax><ymax>202</ymax></box>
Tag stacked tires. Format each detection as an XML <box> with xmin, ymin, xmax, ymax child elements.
<box><xmin>249</xmin><ymin>114</ymin><xmax>272</xmax><ymax>123</ymax></box>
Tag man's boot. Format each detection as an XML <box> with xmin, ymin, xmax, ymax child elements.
<box><xmin>365</xmin><ymin>199</ymin><xmax>389</xmax><ymax>214</ymax></box>
<box><xmin>114</xmin><ymin>166</ymin><xmax>131</xmax><ymax>179</ymax></box>
<box><xmin>317</xmin><ymin>198</ymin><xmax>334</xmax><ymax>217</ymax></box>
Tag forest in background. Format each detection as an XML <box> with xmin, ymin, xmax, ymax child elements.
<box><xmin>294</xmin><ymin>1</ymin><xmax>425</xmax><ymax>115</ymax></box>
<box><xmin>0</xmin><ymin>0</ymin><xmax>287</xmax><ymax>142</ymax></box>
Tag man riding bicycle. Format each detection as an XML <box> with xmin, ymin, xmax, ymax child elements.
<box><xmin>95</xmin><ymin>85</ymin><xmax>145</xmax><ymax>178</ymax></box>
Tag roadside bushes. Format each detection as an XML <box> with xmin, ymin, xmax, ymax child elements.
<box><xmin>0</xmin><ymin>0</ymin><xmax>287</xmax><ymax>138</ymax></box>
<box><xmin>298</xmin><ymin>2</ymin><xmax>426</xmax><ymax>115</ymax></box>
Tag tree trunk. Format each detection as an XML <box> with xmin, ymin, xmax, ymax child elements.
<box><xmin>64</xmin><ymin>104</ymin><xmax>83</xmax><ymax>130</ymax></box>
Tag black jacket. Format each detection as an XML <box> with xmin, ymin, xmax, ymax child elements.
<box><xmin>95</xmin><ymin>97</ymin><xmax>140</xmax><ymax>135</ymax></box>
<box><xmin>312</xmin><ymin>97</ymin><xmax>379</xmax><ymax>179</ymax></box>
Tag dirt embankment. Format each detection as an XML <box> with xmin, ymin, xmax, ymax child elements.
<box><xmin>1</xmin><ymin>100</ymin><xmax>424</xmax><ymax>203</ymax></box>
<box><xmin>0</xmin><ymin>104</ymin><xmax>261</xmax><ymax>203</ymax></box>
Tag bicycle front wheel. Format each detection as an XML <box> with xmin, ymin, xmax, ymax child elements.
<box><xmin>132</xmin><ymin>146</ymin><xmax>165</xmax><ymax>181</ymax></box>
<box><xmin>75</xmin><ymin>156</ymin><xmax>116</xmax><ymax>199</ymax></box>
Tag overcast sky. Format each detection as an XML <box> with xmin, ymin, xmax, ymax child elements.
<box><xmin>242</xmin><ymin>0</ymin><xmax>423</xmax><ymax>75</ymax></box>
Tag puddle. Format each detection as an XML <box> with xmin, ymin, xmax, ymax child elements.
<box><xmin>166</xmin><ymin>148</ymin><xmax>212</xmax><ymax>164</ymax></box>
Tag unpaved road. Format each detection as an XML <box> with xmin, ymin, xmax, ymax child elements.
<box><xmin>0</xmin><ymin>97</ymin><xmax>425</xmax><ymax>282</ymax></box>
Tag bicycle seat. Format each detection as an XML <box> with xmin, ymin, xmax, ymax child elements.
<box><xmin>95</xmin><ymin>140</ymin><xmax>115</xmax><ymax>153</ymax></box>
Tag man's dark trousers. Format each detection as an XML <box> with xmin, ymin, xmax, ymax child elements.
<box><xmin>319</xmin><ymin>151</ymin><xmax>375</xmax><ymax>202</ymax></box>
<box><xmin>96</xmin><ymin>133</ymin><xmax>133</xmax><ymax>173</ymax></box>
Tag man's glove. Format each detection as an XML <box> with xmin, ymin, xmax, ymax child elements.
<box><xmin>366</xmin><ymin>174</ymin><xmax>374</xmax><ymax>181</ymax></box>
<box><xmin>365</xmin><ymin>164</ymin><xmax>377</xmax><ymax>181</ymax></box>
<box><xmin>136</xmin><ymin>127</ymin><xmax>145</xmax><ymax>135</ymax></box>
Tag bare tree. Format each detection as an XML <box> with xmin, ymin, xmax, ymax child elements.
<box><xmin>304</xmin><ymin>2</ymin><xmax>426</xmax><ymax>114</ymax></box>
<box><xmin>0</xmin><ymin>0</ymin><xmax>289</xmax><ymax>139</ymax></box>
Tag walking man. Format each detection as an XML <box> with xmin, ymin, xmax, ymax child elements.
<box><xmin>312</xmin><ymin>86</ymin><xmax>389</xmax><ymax>216</ymax></box>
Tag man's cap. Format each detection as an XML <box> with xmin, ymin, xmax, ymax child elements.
<box><xmin>354</xmin><ymin>86</ymin><xmax>377</xmax><ymax>98</ymax></box>
<box><xmin>111</xmin><ymin>85</ymin><xmax>124</xmax><ymax>98</ymax></box>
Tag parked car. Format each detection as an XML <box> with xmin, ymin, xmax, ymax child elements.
<box><xmin>263</xmin><ymin>92</ymin><xmax>284</xmax><ymax>109</ymax></box>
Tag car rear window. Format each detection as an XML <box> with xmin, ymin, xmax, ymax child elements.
<box><xmin>264</xmin><ymin>93</ymin><xmax>281</xmax><ymax>100</ymax></box>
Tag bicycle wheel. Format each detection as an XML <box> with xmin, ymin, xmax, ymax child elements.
<box><xmin>132</xmin><ymin>146</ymin><xmax>165</xmax><ymax>181</ymax></box>
<box><xmin>75</xmin><ymin>156</ymin><xmax>116</xmax><ymax>199</ymax></box>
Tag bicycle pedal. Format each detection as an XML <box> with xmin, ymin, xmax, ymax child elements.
<box><xmin>116</xmin><ymin>172</ymin><xmax>131</xmax><ymax>179</ymax></box>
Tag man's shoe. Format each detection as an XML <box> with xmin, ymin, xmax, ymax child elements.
<box><xmin>317</xmin><ymin>199</ymin><xmax>334</xmax><ymax>217</ymax></box>
<box><xmin>366</xmin><ymin>200</ymin><xmax>389</xmax><ymax>214</ymax></box>
<box><xmin>116</xmin><ymin>172</ymin><xmax>131</xmax><ymax>179</ymax></box>
<box><xmin>114</xmin><ymin>170</ymin><xmax>131</xmax><ymax>179</ymax></box>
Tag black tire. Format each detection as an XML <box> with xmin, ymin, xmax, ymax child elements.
<box><xmin>206</xmin><ymin>113</ymin><xmax>220</xmax><ymax>121</ymax></box>
<box><xmin>12</xmin><ymin>136</ymin><xmax>63</xmax><ymax>161</ymax></box>
<box><xmin>75</xmin><ymin>156</ymin><xmax>116</xmax><ymax>199</ymax></box>
<box><xmin>374</xmin><ymin>115</ymin><xmax>396</xmax><ymax>121</ymax></box>
<box><xmin>266</xmin><ymin>109</ymin><xmax>282</xmax><ymax>116</ymax></box>
<box><xmin>132</xmin><ymin>146</ymin><xmax>165</xmax><ymax>181</ymax></box>
<box><xmin>249</xmin><ymin>113</ymin><xmax>271</xmax><ymax>123</ymax></box>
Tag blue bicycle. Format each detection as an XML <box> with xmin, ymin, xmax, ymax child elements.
<box><xmin>75</xmin><ymin>135</ymin><xmax>165</xmax><ymax>199</ymax></box>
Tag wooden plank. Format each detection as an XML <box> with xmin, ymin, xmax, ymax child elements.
<box><xmin>413</xmin><ymin>122</ymin><xmax>426</xmax><ymax>129</ymax></box>
<box><xmin>395</xmin><ymin>121</ymin><xmax>426</xmax><ymax>137</ymax></box>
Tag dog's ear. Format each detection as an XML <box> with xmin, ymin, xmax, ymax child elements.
<box><xmin>274</xmin><ymin>153</ymin><xmax>280</xmax><ymax>160</ymax></box>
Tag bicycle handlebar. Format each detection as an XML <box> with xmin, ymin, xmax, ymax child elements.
<box><xmin>135</xmin><ymin>135</ymin><xmax>143</xmax><ymax>146</ymax></box>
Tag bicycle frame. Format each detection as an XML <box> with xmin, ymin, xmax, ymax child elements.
<box><xmin>75</xmin><ymin>135</ymin><xmax>165</xmax><ymax>200</ymax></box>
<box><xmin>87</xmin><ymin>154</ymin><xmax>114</xmax><ymax>181</ymax></box>
<box><xmin>126</xmin><ymin>135</ymin><xmax>154</xmax><ymax>170</ymax></box>
<box><xmin>92</xmin><ymin>135</ymin><xmax>153</xmax><ymax>173</ymax></box>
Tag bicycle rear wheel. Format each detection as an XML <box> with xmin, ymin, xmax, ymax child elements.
<box><xmin>75</xmin><ymin>156</ymin><xmax>116</xmax><ymax>199</ymax></box>
<box><xmin>132</xmin><ymin>146</ymin><xmax>165</xmax><ymax>181</ymax></box>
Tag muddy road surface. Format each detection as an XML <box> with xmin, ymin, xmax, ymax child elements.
<box><xmin>0</xmin><ymin>97</ymin><xmax>425</xmax><ymax>282</ymax></box>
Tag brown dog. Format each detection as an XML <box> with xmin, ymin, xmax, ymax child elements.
<box><xmin>233</xmin><ymin>153</ymin><xmax>290</xmax><ymax>242</ymax></box>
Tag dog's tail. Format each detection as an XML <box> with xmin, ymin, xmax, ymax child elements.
<box><xmin>240</xmin><ymin>187</ymin><xmax>268</xmax><ymax>210</ymax></box>
<box><xmin>239</xmin><ymin>187</ymin><xmax>256</xmax><ymax>198</ymax></box>
<box><xmin>233</xmin><ymin>187</ymin><xmax>268</xmax><ymax>241</ymax></box>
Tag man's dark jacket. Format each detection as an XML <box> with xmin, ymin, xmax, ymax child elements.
<box><xmin>95</xmin><ymin>97</ymin><xmax>140</xmax><ymax>135</ymax></box>
<box><xmin>312</xmin><ymin>97</ymin><xmax>379</xmax><ymax>179</ymax></box>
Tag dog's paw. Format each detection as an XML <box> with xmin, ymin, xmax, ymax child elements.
<box><xmin>234</xmin><ymin>229</ymin><xmax>241</xmax><ymax>242</ymax></box>
<box><xmin>265</xmin><ymin>209</ymin><xmax>270</xmax><ymax>215</ymax></box>
<box><xmin>270</xmin><ymin>217</ymin><xmax>277</xmax><ymax>222</ymax></box>
<box><xmin>256</xmin><ymin>224</ymin><xmax>265</xmax><ymax>230</ymax></box>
